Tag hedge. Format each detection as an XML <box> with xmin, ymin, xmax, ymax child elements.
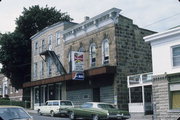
<box><xmin>0</xmin><ymin>99</ymin><xmax>30</xmax><ymax>108</ymax></box>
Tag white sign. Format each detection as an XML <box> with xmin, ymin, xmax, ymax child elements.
<box><xmin>71</xmin><ymin>51</ymin><xmax>84</xmax><ymax>71</ymax></box>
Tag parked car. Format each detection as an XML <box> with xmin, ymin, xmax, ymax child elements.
<box><xmin>66</xmin><ymin>102</ymin><xmax>130</xmax><ymax>120</ymax></box>
<box><xmin>0</xmin><ymin>106</ymin><xmax>33</xmax><ymax>120</ymax></box>
<box><xmin>36</xmin><ymin>100</ymin><xmax>74</xmax><ymax>117</ymax></box>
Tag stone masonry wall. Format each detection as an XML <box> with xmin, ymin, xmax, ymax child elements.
<box><xmin>64</xmin><ymin>23</ymin><xmax>117</xmax><ymax>71</ymax></box>
<box><xmin>153</xmin><ymin>75</ymin><xmax>180</xmax><ymax>120</ymax></box>
<box><xmin>114</xmin><ymin>15</ymin><xmax>155</xmax><ymax>110</ymax></box>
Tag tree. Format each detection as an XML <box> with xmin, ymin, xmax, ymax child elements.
<box><xmin>0</xmin><ymin>5</ymin><xmax>72</xmax><ymax>89</ymax></box>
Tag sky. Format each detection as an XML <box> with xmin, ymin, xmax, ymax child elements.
<box><xmin>0</xmin><ymin>0</ymin><xmax>180</xmax><ymax>33</ymax></box>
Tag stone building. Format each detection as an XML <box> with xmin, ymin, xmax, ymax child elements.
<box><xmin>144</xmin><ymin>26</ymin><xmax>180</xmax><ymax>120</ymax></box>
<box><xmin>23</xmin><ymin>8</ymin><xmax>155</xmax><ymax>110</ymax></box>
<box><xmin>0</xmin><ymin>74</ymin><xmax>23</xmax><ymax>101</ymax></box>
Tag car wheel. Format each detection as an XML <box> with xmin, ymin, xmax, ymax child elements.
<box><xmin>93</xmin><ymin>114</ymin><xmax>99</xmax><ymax>120</ymax></box>
<box><xmin>50</xmin><ymin>111</ymin><xmax>55</xmax><ymax>117</ymax></box>
<box><xmin>69</xmin><ymin>111</ymin><xmax>75</xmax><ymax>120</ymax></box>
<box><xmin>37</xmin><ymin>109</ymin><xmax>42</xmax><ymax>116</ymax></box>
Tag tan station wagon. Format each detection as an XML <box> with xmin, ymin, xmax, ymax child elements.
<box><xmin>36</xmin><ymin>100</ymin><xmax>74</xmax><ymax>117</ymax></box>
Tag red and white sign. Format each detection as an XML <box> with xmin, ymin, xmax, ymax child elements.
<box><xmin>71</xmin><ymin>51</ymin><xmax>84</xmax><ymax>71</ymax></box>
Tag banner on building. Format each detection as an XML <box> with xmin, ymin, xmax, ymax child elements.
<box><xmin>71</xmin><ymin>51</ymin><xmax>84</xmax><ymax>80</ymax></box>
<box><xmin>71</xmin><ymin>51</ymin><xmax>84</xmax><ymax>71</ymax></box>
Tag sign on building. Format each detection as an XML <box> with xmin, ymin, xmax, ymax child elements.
<box><xmin>71</xmin><ymin>51</ymin><xmax>84</xmax><ymax>80</ymax></box>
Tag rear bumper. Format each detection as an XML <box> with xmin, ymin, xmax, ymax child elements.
<box><xmin>108</xmin><ymin>115</ymin><xmax>131</xmax><ymax>119</ymax></box>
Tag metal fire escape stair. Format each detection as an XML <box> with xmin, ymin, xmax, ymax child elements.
<box><xmin>40</xmin><ymin>50</ymin><xmax>67</xmax><ymax>75</ymax></box>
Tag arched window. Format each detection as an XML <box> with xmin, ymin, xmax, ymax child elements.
<box><xmin>89</xmin><ymin>43</ymin><xmax>96</xmax><ymax>67</ymax></box>
<box><xmin>79</xmin><ymin>47</ymin><xmax>85</xmax><ymax>52</ymax></box>
<box><xmin>102</xmin><ymin>39</ymin><xmax>109</xmax><ymax>64</ymax></box>
<box><xmin>68</xmin><ymin>51</ymin><xmax>72</xmax><ymax>73</ymax></box>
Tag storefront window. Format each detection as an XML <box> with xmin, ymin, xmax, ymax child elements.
<box><xmin>34</xmin><ymin>87</ymin><xmax>39</xmax><ymax>103</ymax></box>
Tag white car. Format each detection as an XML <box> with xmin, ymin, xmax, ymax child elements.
<box><xmin>36</xmin><ymin>100</ymin><xmax>74</xmax><ymax>117</ymax></box>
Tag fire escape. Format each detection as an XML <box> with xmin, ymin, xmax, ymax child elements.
<box><xmin>39</xmin><ymin>45</ymin><xmax>67</xmax><ymax>75</ymax></box>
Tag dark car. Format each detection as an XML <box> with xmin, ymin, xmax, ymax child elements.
<box><xmin>0</xmin><ymin>106</ymin><xmax>33</xmax><ymax>120</ymax></box>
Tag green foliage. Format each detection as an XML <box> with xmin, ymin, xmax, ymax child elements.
<box><xmin>0</xmin><ymin>99</ymin><xmax>30</xmax><ymax>108</ymax></box>
<box><xmin>0</xmin><ymin>5</ymin><xmax>72</xmax><ymax>89</ymax></box>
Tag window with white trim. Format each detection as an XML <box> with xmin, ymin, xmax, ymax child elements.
<box><xmin>56</xmin><ymin>32</ymin><xmax>61</xmax><ymax>45</ymax></box>
<box><xmin>34</xmin><ymin>41</ymin><xmax>38</xmax><ymax>54</ymax></box>
<box><xmin>47</xmin><ymin>58</ymin><xmax>52</xmax><ymax>75</ymax></box>
<box><xmin>79</xmin><ymin>47</ymin><xmax>85</xmax><ymax>52</ymax></box>
<box><xmin>89</xmin><ymin>43</ymin><xmax>96</xmax><ymax>67</ymax></box>
<box><xmin>42</xmin><ymin>39</ymin><xmax>45</xmax><ymax>52</ymax></box>
<box><xmin>40</xmin><ymin>61</ymin><xmax>44</xmax><ymax>77</ymax></box>
<box><xmin>34</xmin><ymin>63</ymin><xmax>37</xmax><ymax>78</ymax></box>
<box><xmin>48</xmin><ymin>35</ymin><xmax>52</xmax><ymax>50</ymax></box>
<box><xmin>102</xmin><ymin>39</ymin><xmax>109</xmax><ymax>64</ymax></box>
<box><xmin>172</xmin><ymin>46</ymin><xmax>180</xmax><ymax>67</ymax></box>
<box><xmin>68</xmin><ymin>52</ymin><xmax>72</xmax><ymax>73</ymax></box>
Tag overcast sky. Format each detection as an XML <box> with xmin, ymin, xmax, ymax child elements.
<box><xmin>0</xmin><ymin>0</ymin><xmax>180</xmax><ymax>33</ymax></box>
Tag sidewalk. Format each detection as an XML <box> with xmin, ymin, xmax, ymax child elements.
<box><xmin>26</xmin><ymin>109</ymin><xmax>37</xmax><ymax>114</ymax></box>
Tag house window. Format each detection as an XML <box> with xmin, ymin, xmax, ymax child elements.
<box><xmin>79</xmin><ymin>47</ymin><xmax>85</xmax><ymax>52</ymax></box>
<box><xmin>34</xmin><ymin>41</ymin><xmax>38</xmax><ymax>54</ymax></box>
<box><xmin>68</xmin><ymin>52</ymin><xmax>72</xmax><ymax>73</ymax></box>
<box><xmin>102</xmin><ymin>39</ymin><xmax>109</xmax><ymax>64</ymax></box>
<box><xmin>56</xmin><ymin>32</ymin><xmax>61</xmax><ymax>45</ymax></box>
<box><xmin>170</xmin><ymin>83</ymin><xmax>180</xmax><ymax>109</ymax></box>
<box><xmin>48</xmin><ymin>35</ymin><xmax>52</xmax><ymax>50</ymax></box>
<box><xmin>34</xmin><ymin>63</ymin><xmax>37</xmax><ymax>78</ymax></box>
<box><xmin>56</xmin><ymin>55</ymin><xmax>60</xmax><ymax>73</ymax></box>
<box><xmin>89</xmin><ymin>43</ymin><xmax>96</xmax><ymax>67</ymax></box>
<box><xmin>172</xmin><ymin>46</ymin><xmax>180</xmax><ymax>67</ymax></box>
<box><xmin>42</xmin><ymin>39</ymin><xmax>45</xmax><ymax>52</ymax></box>
<box><xmin>41</xmin><ymin>61</ymin><xmax>44</xmax><ymax>76</ymax></box>
<box><xmin>47</xmin><ymin>58</ymin><xmax>52</xmax><ymax>75</ymax></box>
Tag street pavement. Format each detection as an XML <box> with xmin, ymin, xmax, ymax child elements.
<box><xmin>27</xmin><ymin>109</ymin><xmax>70</xmax><ymax>120</ymax></box>
<box><xmin>30</xmin><ymin>113</ymin><xmax>70</xmax><ymax>120</ymax></box>
<box><xmin>27</xmin><ymin>109</ymin><xmax>152</xmax><ymax>120</ymax></box>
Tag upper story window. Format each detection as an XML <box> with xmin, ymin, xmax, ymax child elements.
<box><xmin>34</xmin><ymin>63</ymin><xmax>37</xmax><ymax>78</ymax></box>
<box><xmin>89</xmin><ymin>43</ymin><xmax>96</xmax><ymax>67</ymax></box>
<box><xmin>42</xmin><ymin>39</ymin><xmax>45</xmax><ymax>52</ymax></box>
<box><xmin>56</xmin><ymin>32</ymin><xmax>61</xmax><ymax>45</ymax></box>
<box><xmin>34</xmin><ymin>41</ymin><xmax>38</xmax><ymax>53</ymax></box>
<box><xmin>47</xmin><ymin>58</ymin><xmax>52</xmax><ymax>76</ymax></box>
<box><xmin>102</xmin><ymin>39</ymin><xmax>109</xmax><ymax>65</ymax></box>
<box><xmin>68</xmin><ymin>52</ymin><xmax>72</xmax><ymax>73</ymax></box>
<box><xmin>79</xmin><ymin>47</ymin><xmax>85</xmax><ymax>52</ymax></box>
<box><xmin>41</xmin><ymin>61</ymin><xmax>44</xmax><ymax>77</ymax></box>
<box><xmin>48</xmin><ymin>35</ymin><xmax>52</xmax><ymax>50</ymax></box>
<box><xmin>172</xmin><ymin>45</ymin><xmax>180</xmax><ymax>67</ymax></box>
<box><xmin>56</xmin><ymin>55</ymin><xmax>60</xmax><ymax>73</ymax></box>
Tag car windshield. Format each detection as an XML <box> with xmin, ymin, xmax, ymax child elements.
<box><xmin>81</xmin><ymin>103</ymin><xmax>93</xmax><ymax>108</ymax></box>
<box><xmin>97</xmin><ymin>104</ymin><xmax>115</xmax><ymax>109</ymax></box>
<box><xmin>60</xmin><ymin>101</ymin><xmax>72</xmax><ymax>106</ymax></box>
<box><xmin>0</xmin><ymin>107</ymin><xmax>31</xmax><ymax>120</ymax></box>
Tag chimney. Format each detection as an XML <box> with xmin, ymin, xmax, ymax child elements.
<box><xmin>84</xmin><ymin>16</ymin><xmax>90</xmax><ymax>21</ymax></box>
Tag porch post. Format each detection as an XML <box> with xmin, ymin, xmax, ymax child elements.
<box><xmin>142</xmin><ymin>85</ymin><xmax>145</xmax><ymax>115</ymax></box>
<box><xmin>129</xmin><ymin>88</ymin><xmax>131</xmax><ymax>103</ymax></box>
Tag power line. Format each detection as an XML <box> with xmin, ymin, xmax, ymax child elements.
<box><xmin>143</xmin><ymin>12</ymin><xmax>180</xmax><ymax>28</ymax></box>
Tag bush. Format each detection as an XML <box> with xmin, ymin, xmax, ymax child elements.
<box><xmin>0</xmin><ymin>99</ymin><xmax>30</xmax><ymax>108</ymax></box>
